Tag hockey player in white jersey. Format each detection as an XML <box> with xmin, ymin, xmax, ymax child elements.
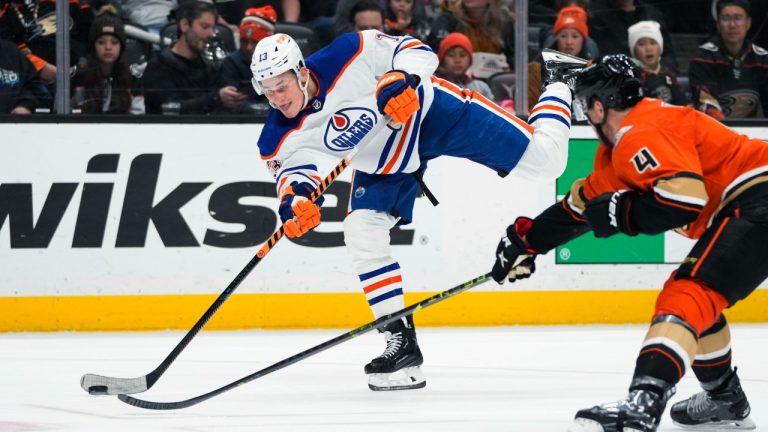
<box><xmin>251</xmin><ymin>31</ymin><xmax>584</xmax><ymax>391</ymax></box>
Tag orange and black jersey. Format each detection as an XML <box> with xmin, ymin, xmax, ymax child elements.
<box><xmin>526</xmin><ymin>98</ymin><xmax>768</xmax><ymax>253</ymax></box>
<box><xmin>606</xmin><ymin>98</ymin><xmax>768</xmax><ymax>239</ymax></box>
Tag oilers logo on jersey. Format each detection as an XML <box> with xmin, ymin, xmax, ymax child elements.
<box><xmin>324</xmin><ymin>108</ymin><xmax>378</xmax><ymax>152</ymax></box>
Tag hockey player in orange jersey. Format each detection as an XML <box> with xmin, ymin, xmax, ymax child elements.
<box><xmin>490</xmin><ymin>54</ymin><xmax>767</xmax><ymax>431</ymax></box>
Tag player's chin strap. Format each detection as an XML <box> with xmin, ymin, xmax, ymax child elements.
<box><xmin>298</xmin><ymin>70</ymin><xmax>310</xmax><ymax>109</ymax></box>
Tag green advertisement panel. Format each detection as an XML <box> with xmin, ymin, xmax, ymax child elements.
<box><xmin>555</xmin><ymin>139</ymin><xmax>664</xmax><ymax>264</ymax></box>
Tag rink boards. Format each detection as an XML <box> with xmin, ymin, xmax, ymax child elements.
<box><xmin>1</xmin><ymin>122</ymin><xmax>767</xmax><ymax>331</ymax></box>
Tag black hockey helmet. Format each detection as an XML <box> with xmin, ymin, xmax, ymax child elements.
<box><xmin>573</xmin><ymin>54</ymin><xmax>643</xmax><ymax>120</ymax></box>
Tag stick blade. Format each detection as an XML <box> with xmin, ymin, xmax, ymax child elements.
<box><xmin>81</xmin><ymin>373</ymin><xmax>149</xmax><ymax>395</ymax></box>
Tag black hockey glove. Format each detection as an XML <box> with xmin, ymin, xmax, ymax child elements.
<box><xmin>492</xmin><ymin>217</ymin><xmax>538</xmax><ymax>284</ymax></box>
<box><xmin>583</xmin><ymin>191</ymin><xmax>637</xmax><ymax>238</ymax></box>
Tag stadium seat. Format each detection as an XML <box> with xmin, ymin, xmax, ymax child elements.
<box><xmin>676</xmin><ymin>75</ymin><xmax>693</xmax><ymax>103</ymax></box>
<box><xmin>275</xmin><ymin>22</ymin><xmax>319</xmax><ymax>56</ymax></box>
<box><xmin>488</xmin><ymin>72</ymin><xmax>516</xmax><ymax>102</ymax></box>
<box><xmin>669</xmin><ymin>33</ymin><xmax>708</xmax><ymax>76</ymax></box>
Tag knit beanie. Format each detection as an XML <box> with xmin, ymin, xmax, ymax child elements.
<box><xmin>88</xmin><ymin>7</ymin><xmax>126</xmax><ymax>48</ymax></box>
<box><xmin>628</xmin><ymin>20</ymin><xmax>664</xmax><ymax>55</ymax></box>
<box><xmin>438</xmin><ymin>32</ymin><xmax>474</xmax><ymax>64</ymax></box>
<box><xmin>553</xmin><ymin>6</ymin><xmax>588</xmax><ymax>39</ymax></box>
<box><xmin>240</xmin><ymin>6</ymin><xmax>277</xmax><ymax>42</ymax></box>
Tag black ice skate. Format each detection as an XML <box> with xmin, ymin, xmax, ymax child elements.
<box><xmin>569</xmin><ymin>376</ymin><xmax>674</xmax><ymax>432</ymax></box>
<box><xmin>670</xmin><ymin>368</ymin><xmax>756</xmax><ymax>430</ymax></box>
<box><xmin>365</xmin><ymin>316</ymin><xmax>425</xmax><ymax>391</ymax></box>
<box><xmin>541</xmin><ymin>48</ymin><xmax>589</xmax><ymax>91</ymax></box>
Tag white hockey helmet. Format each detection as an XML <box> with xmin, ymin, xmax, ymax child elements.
<box><xmin>250</xmin><ymin>33</ymin><xmax>305</xmax><ymax>95</ymax></box>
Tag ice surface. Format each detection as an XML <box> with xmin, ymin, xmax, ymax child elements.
<box><xmin>1</xmin><ymin>325</ymin><xmax>766</xmax><ymax>431</ymax></box>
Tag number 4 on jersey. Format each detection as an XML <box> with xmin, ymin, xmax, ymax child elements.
<box><xmin>631</xmin><ymin>147</ymin><xmax>659</xmax><ymax>173</ymax></box>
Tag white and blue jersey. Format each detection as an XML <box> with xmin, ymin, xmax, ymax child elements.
<box><xmin>257</xmin><ymin>30</ymin><xmax>573</xmax><ymax>224</ymax></box>
<box><xmin>258</xmin><ymin>31</ymin><xmax>436</xmax><ymax>198</ymax></box>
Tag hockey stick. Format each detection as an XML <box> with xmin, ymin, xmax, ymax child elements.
<box><xmin>118</xmin><ymin>272</ymin><xmax>493</xmax><ymax>410</ymax></box>
<box><xmin>80</xmin><ymin>119</ymin><xmax>388</xmax><ymax>396</ymax></box>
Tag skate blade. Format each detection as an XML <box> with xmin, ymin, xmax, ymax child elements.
<box><xmin>541</xmin><ymin>48</ymin><xmax>589</xmax><ymax>66</ymax></box>
<box><xmin>567</xmin><ymin>419</ymin><xmax>645</xmax><ymax>432</ymax></box>
<box><xmin>368</xmin><ymin>366</ymin><xmax>426</xmax><ymax>391</ymax></box>
<box><xmin>672</xmin><ymin>416</ymin><xmax>757</xmax><ymax>431</ymax></box>
<box><xmin>567</xmin><ymin>418</ymin><xmax>605</xmax><ymax>432</ymax></box>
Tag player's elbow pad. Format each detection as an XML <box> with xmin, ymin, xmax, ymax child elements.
<box><xmin>629</xmin><ymin>192</ymin><xmax>703</xmax><ymax>235</ymax></box>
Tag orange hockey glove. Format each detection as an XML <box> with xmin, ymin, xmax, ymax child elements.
<box><xmin>376</xmin><ymin>70</ymin><xmax>420</xmax><ymax>124</ymax></box>
<box><xmin>283</xmin><ymin>199</ymin><xmax>321</xmax><ymax>238</ymax></box>
<box><xmin>279</xmin><ymin>182</ymin><xmax>323</xmax><ymax>238</ymax></box>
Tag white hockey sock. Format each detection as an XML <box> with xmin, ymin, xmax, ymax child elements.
<box><xmin>359</xmin><ymin>261</ymin><xmax>405</xmax><ymax>319</ymax></box>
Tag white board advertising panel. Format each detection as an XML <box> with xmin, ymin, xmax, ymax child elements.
<box><xmin>1</xmin><ymin>123</ymin><xmax>767</xmax><ymax>298</ymax></box>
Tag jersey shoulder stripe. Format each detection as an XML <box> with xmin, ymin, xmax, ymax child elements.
<box><xmin>308</xmin><ymin>32</ymin><xmax>364</xmax><ymax>95</ymax></box>
<box><xmin>394</xmin><ymin>36</ymin><xmax>432</xmax><ymax>55</ymax></box>
<box><xmin>257</xmin><ymin>109</ymin><xmax>312</xmax><ymax>159</ymax></box>
<box><xmin>529</xmin><ymin>95</ymin><xmax>572</xmax><ymax>128</ymax></box>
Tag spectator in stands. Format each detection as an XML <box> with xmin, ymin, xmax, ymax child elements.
<box><xmin>427</xmin><ymin>0</ymin><xmax>513</xmax><ymax>64</ymax></box>
<box><xmin>71</xmin><ymin>6</ymin><xmax>142</xmax><ymax>114</ymax></box>
<box><xmin>426</xmin><ymin>0</ymin><xmax>513</xmax><ymax>80</ymax></box>
<box><xmin>689</xmin><ymin>0</ymin><xmax>768</xmax><ymax>118</ymax></box>
<box><xmin>336</xmin><ymin>0</ymin><xmax>419</xmax><ymax>36</ymax></box>
<box><xmin>538</xmin><ymin>1</ymin><xmax>599</xmax><ymax>58</ymax></box>
<box><xmin>424</xmin><ymin>0</ymin><xmax>439</xmax><ymax>18</ymax></box>
<box><xmin>435</xmin><ymin>32</ymin><xmax>494</xmax><ymax>99</ymax></box>
<box><xmin>216</xmin><ymin>5</ymin><xmax>276</xmax><ymax>114</ymax></box>
<box><xmin>528</xmin><ymin>6</ymin><xmax>596</xmax><ymax>111</ymax></box>
<box><xmin>384</xmin><ymin>0</ymin><xmax>431</xmax><ymax>41</ymax></box>
<box><xmin>0</xmin><ymin>38</ymin><xmax>42</xmax><ymax>114</ymax></box>
<box><xmin>546</xmin><ymin>5</ymin><xmax>597</xmax><ymax>59</ymax></box>
<box><xmin>589</xmin><ymin>0</ymin><xmax>678</xmax><ymax>72</ymax></box>
<box><xmin>628</xmin><ymin>20</ymin><xmax>688</xmax><ymax>106</ymax></box>
<box><xmin>348</xmin><ymin>0</ymin><xmax>385</xmax><ymax>32</ymax></box>
<box><xmin>0</xmin><ymin>0</ymin><xmax>93</xmax><ymax>83</ymax></box>
<box><xmin>122</xmin><ymin>0</ymin><xmax>177</xmax><ymax>36</ymax></box>
<box><xmin>141</xmin><ymin>1</ymin><xmax>227</xmax><ymax>114</ymax></box>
